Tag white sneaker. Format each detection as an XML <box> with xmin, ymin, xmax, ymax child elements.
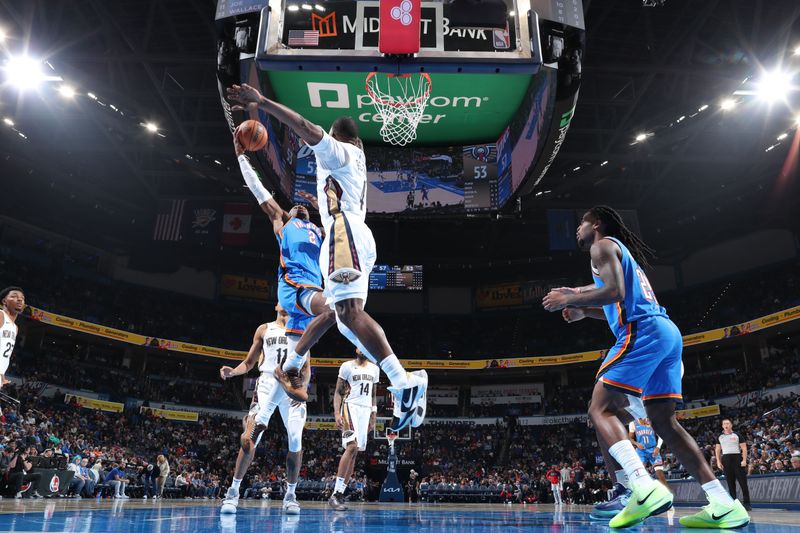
<box><xmin>388</xmin><ymin>370</ymin><xmax>428</xmax><ymax>431</ymax></box>
<box><xmin>282</xmin><ymin>493</ymin><xmax>300</xmax><ymax>515</ymax></box>
<box><xmin>115</xmin><ymin>495</ymin><xmax>125</xmax><ymax>499</ymax></box>
<box><xmin>221</xmin><ymin>487</ymin><xmax>239</xmax><ymax>514</ymax></box>
<box><xmin>142</xmin><ymin>495</ymin><xmax>148</xmax><ymax>500</ymax></box>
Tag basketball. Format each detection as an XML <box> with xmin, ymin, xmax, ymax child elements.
<box><xmin>236</xmin><ymin>120</ymin><xmax>268</xmax><ymax>151</ymax></box>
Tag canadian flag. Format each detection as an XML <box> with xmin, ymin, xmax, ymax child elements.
<box><xmin>379</xmin><ymin>0</ymin><xmax>421</xmax><ymax>55</ymax></box>
<box><xmin>222</xmin><ymin>203</ymin><xmax>252</xmax><ymax>246</ymax></box>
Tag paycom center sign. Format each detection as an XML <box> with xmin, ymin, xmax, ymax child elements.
<box><xmin>265</xmin><ymin>71</ymin><xmax>531</xmax><ymax>145</ymax></box>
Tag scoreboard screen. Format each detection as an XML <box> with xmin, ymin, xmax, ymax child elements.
<box><xmin>369</xmin><ymin>265</ymin><xmax>423</xmax><ymax>291</ymax></box>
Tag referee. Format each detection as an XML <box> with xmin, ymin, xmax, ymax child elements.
<box><xmin>715</xmin><ymin>418</ymin><xmax>752</xmax><ymax>511</ymax></box>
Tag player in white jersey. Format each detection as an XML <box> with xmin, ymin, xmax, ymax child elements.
<box><xmin>328</xmin><ymin>349</ymin><xmax>379</xmax><ymax>511</ymax></box>
<box><xmin>218</xmin><ymin>304</ymin><xmax>309</xmax><ymax>515</ymax></box>
<box><xmin>227</xmin><ymin>84</ymin><xmax>427</xmax><ymax>432</ymax></box>
<box><xmin>0</xmin><ymin>287</ymin><xmax>24</xmax><ymax>388</ymax></box>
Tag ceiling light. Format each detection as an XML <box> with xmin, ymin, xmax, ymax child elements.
<box><xmin>720</xmin><ymin>98</ymin><xmax>736</xmax><ymax>111</ymax></box>
<box><xmin>314</xmin><ymin>4</ymin><xmax>325</xmax><ymax>11</ymax></box>
<box><xmin>144</xmin><ymin>122</ymin><xmax>158</xmax><ymax>133</ymax></box>
<box><xmin>777</xmin><ymin>133</ymin><xmax>788</xmax><ymax>141</ymax></box>
<box><xmin>3</xmin><ymin>55</ymin><xmax>45</xmax><ymax>90</ymax></box>
<box><xmin>87</xmin><ymin>92</ymin><xmax>97</xmax><ymax>100</ymax></box>
<box><xmin>600</xmin><ymin>160</ymin><xmax>608</xmax><ymax>166</ymax></box>
<box><xmin>301</xmin><ymin>4</ymin><xmax>312</xmax><ymax>10</ymax></box>
<box><xmin>0</xmin><ymin>29</ymin><xmax>6</xmax><ymax>42</ymax></box>
<box><xmin>697</xmin><ymin>104</ymin><xmax>709</xmax><ymax>112</ymax></box>
<box><xmin>58</xmin><ymin>85</ymin><xmax>76</xmax><ymax>98</ymax></box>
<box><xmin>794</xmin><ymin>45</ymin><xmax>800</xmax><ymax>57</ymax></box>
<box><xmin>573</xmin><ymin>166</ymin><xmax>581</xmax><ymax>171</ymax></box>
<box><xmin>287</xmin><ymin>5</ymin><xmax>299</xmax><ymax>11</ymax></box>
<box><xmin>635</xmin><ymin>133</ymin><xmax>648</xmax><ymax>142</ymax></box>
<box><xmin>509</xmin><ymin>11</ymin><xmax>516</xmax><ymax>16</ymax></box>
<box><xmin>756</xmin><ymin>69</ymin><xmax>793</xmax><ymax>103</ymax></box>
<box><xmin>3</xmin><ymin>117</ymin><xmax>14</xmax><ymax>126</ymax></box>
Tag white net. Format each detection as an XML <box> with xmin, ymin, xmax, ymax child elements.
<box><xmin>365</xmin><ymin>72</ymin><xmax>432</xmax><ymax>146</ymax></box>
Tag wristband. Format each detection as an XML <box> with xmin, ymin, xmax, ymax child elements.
<box><xmin>238</xmin><ymin>155</ymin><xmax>272</xmax><ymax>205</ymax></box>
<box><xmin>371</xmin><ymin>406</ymin><xmax>378</xmax><ymax>413</ymax></box>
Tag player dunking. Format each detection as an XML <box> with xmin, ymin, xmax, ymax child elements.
<box><xmin>329</xmin><ymin>349</ymin><xmax>379</xmax><ymax>511</ymax></box>
<box><xmin>227</xmin><ymin>84</ymin><xmax>427</xmax><ymax>432</ymax></box>
<box><xmin>543</xmin><ymin>206</ymin><xmax>749</xmax><ymax>529</ymax></box>
<box><xmin>234</xmin><ymin>134</ymin><xmax>337</xmax><ymax>398</ymax></box>
<box><xmin>0</xmin><ymin>287</ymin><xmax>24</xmax><ymax>389</ymax></box>
<box><xmin>218</xmin><ymin>304</ymin><xmax>309</xmax><ymax>515</ymax></box>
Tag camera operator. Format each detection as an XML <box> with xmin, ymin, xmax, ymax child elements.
<box><xmin>7</xmin><ymin>447</ymin><xmax>43</xmax><ymax>498</ymax></box>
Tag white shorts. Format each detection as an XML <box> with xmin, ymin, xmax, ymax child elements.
<box><xmin>341</xmin><ymin>402</ymin><xmax>372</xmax><ymax>451</ymax></box>
<box><xmin>252</xmin><ymin>374</ymin><xmax>307</xmax><ymax>452</ymax></box>
<box><xmin>319</xmin><ymin>214</ymin><xmax>377</xmax><ymax>306</ymax></box>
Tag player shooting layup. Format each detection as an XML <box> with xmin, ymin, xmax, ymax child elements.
<box><xmin>218</xmin><ymin>304</ymin><xmax>309</xmax><ymax>515</ymax></box>
<box><xmin>227</xmin><ymin>83</ymin><xmax>427</xmax><ymax>432</ymax></box>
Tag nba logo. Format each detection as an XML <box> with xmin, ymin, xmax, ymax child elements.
<box><xmin>49</xmin><ymin>475</ymin><xmax>60</xmax><ymax>493</ymax></box>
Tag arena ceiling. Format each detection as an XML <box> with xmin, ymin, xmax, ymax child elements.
<box><xmin>0</xmin><ymin>0</ymin><xmax>798</xmax><ymax>258</ymax></box>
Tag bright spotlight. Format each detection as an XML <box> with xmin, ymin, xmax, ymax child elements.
<box><xmin>3</xmin><ymin>117</ymin><xmax>14</xmax><ymax>126</ymax></box>
<box><xmin>287</xmin><ymin>5</ymin><xmax>299</xmax><ymax>11</ymax></box>
<box><xmin>635</xmin><ymin>133</ymin><xmax>648</xmax><ymax>142</ymax></box>
<box><xmin>58</xmin><ymin>85</ymin><xmax>76</xmax><ymax>98</ymax></box>
<box><xmin>314</xmin><ymin>4</ymin><xmax>325</xmax><ymax>11</ymax></box>
<box><xmin>720</xmin><ymin>98</ymin><xmax>736</xmax><ymax>111</ymax></box>
<box><xmin>756</xmin><ymin>69</ymin><xmax>793</xmax><ymax>102</ymax></box>
<box><xmin>3</xmin><ymin>55</ymin><xmax>45</xmax><ymax>90</ymax></box>
<box><xmin>144</xmin><ymin>122</ymin><xmax>158</xmax><ymax>133</ymax></box>
<box><xmin>301</xmin><ymin>4</ymin><xmax>312</xmax><ymax>10</ymax></box>
<box><xmin>777</xmin><ymin>133</ymin><xmax>788</xmax><ymax>141</ymax></box>
<box><xmin>0</xmin><ymin>29</ymin><xmax>6</xmax><ymax>42</ymax></box>
<box><xmin>794</xmin><ymin>45</ymin><xmax>800</xmax><ymax>57</ymax></box>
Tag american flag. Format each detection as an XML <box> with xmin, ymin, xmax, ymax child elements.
<box><xmin>288</xmin><ymin>30</ymin><xmax>320</xmax><ymax>47</ymax></box>
<box><xmin>153</xmin><ymin>199</ymin><xmax>186</xmax><ymax>241</ymax></box>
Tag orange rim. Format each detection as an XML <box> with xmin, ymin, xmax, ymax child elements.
<box><xmin>365</xmin><ymin>72</ymin><xmax>432</xmax><ymax>108</ymax></box>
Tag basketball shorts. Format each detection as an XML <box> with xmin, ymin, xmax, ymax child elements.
<box><xmin>319</xmin><ymin>213</ymin><xmax>377</xmax><ymax>306</ymax></box>
<box><xmin>596</xmin><ymin>315</ymin><xmax>683</xmax><ymax>404</ymax></box>
<box><xmin>637</xmin><ymin>448</ymin><xmax>664</xmax><ymax>469</ymax></box>
<box><xmin>251</xmin><ymin>373</ymin><xmax>307</xmax><ymax>452</ymax></box>
<box><xmin>278</xmin><ymin>280</ymin><xmax>322</xmax><ymax>337</ymax></box>
<box><xmin>341</xmin><ymin>402</ymin><xmax>373</xmax><ymax>451</ymax></box>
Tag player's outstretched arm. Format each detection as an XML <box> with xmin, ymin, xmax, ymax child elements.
<box><xmin>228</xmin><ymin>84</ymin><xmax>324</xmax><ymax>146</ymax></box>
<box><xmin>220</xmin><ymin>324</ymin><xmax>266</xmax><ymax>380</ymax></box>
<box><xmin>234</xmin><ymin>135</ymin><xmax>290</xmax><ymax>234</ymax></box>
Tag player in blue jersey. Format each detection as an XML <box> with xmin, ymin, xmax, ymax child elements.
<box><xmin>544</xmin><ymin>206</ymin><xmax>749</xmax><ymax>529</ymax></box>
<box><xmin>234</xmin><ymin>135</ymin><xmax>336</xmax><ymax>392</ymax></box>
<box><xmin>629</xmin><ymin>418</ymin><xmax>668</xmax><ymax>487</ymax></box>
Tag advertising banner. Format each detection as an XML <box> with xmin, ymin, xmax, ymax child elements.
<box><xmin>476</xmin><ymin>282</ymin><xmax>523</xmax><ymax>309</ymax></box>
<box><xmin>64</xmin><ymin>394</ymin><xmax>124</xmax><ymax>413</ymax></box>
<box><xmin>140</xmin><ymin>406</ymin><xmax>200</xmax><ymax>422</ymax></box>
<box><xmin>219</xmin><ymin>274</ymin><xmax>272</xmax><ymax>302</ymax></box>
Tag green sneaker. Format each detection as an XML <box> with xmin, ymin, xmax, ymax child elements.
<box><xmin>608</xmin><ymin>482</ymin><xmax>673</xmax><ymax>529</ymax></box>
<box><xmin>679</xmin><ymin>497</ymin><xmax>750</xmax><ymax>529</ymax></box>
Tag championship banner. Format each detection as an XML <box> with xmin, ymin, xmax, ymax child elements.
<box><xmin>476</xmin><ymin>282</ymin><xmax>523</xmax><ymax>309</ymax></box>
<box><xmin>65</xmin><ymin>394</ymin><xmax>124</xmax><ymax>413</ymax></box>
<box><xmin>219</xmin><ymin>274</ymin><xmax>272</xmax><ymax>302</ymax></box>
<box><xmin>675</xmin><ymin>404</ymin><xmax>721</xmax><ymax>420</ymax></box>
<box><xmin>140</xmin><ymin>406</ymin><xmax>199</xmax><ymax>422</ymax></box>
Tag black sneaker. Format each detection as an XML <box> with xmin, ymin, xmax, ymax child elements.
<box><xmin>328</xmin><ymin>492</ymin><xmax>348</xmax><ymax>511</ymax></box>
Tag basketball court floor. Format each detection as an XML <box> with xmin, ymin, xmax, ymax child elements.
<box><xmin>0</xmin><ymin>500</ymin><xmax>797</xmax><ymax>532</ymax></box>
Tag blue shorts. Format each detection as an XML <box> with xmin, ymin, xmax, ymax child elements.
<box><xmin>637</xmin><ymin>449</ymin><xmax>663</xmax><ymax>467</ymax></box>
<box><xmin>596</xmin><ymin>315</ymin><xmax>683</xmax><ymax>404</ymax></box>
<box><xmin>278</xmin><ymin>279</ymin><xmax>321</xmax><ymax>337</ymax></box>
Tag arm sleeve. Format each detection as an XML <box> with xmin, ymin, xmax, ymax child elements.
<box><xmin>308</xmin><ymin>132</ymin><xmax>349</xmax><ymax>171</ymax></box>
<box><xmin>238</xmin><ymin>155</ymin><xmax>272</xmax><ymax>205</ymax></box>
<box><xmin>656</xmin><ymin>437</ymin><xmax>663</xmax><ymax>448</ymax></box>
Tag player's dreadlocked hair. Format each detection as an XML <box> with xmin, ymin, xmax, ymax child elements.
<box><xmin>588</xmin><ymin>206</ymin><xmax>655</xmax><ymax>269</ymax></box>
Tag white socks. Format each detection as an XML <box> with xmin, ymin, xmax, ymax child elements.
<box><xmin>230</xmin><ymin>478</ymin><xmax>242</xmax><ymax>491</ymax></box>
<box><xmin>702</xmin><ymin>479</ymin><xmax>735</xmax><ymax>505</ymax></box>
<box><xmin>615</xmin><ymin>469</ymin><xmax>630</xmax><ymax>489</ymax></box>
<box><xmin>379</xmin><ymin>354</ymin><xmax>410</xmax><ymax>389</ymax></box>
<box><xmin>334</xmin><ymin>476</ymin><xmax>346</xmax><ymax>494</ymax></box>
<box><xmin>286</xmin><ymin>482</ymin><xmax>297</xmax><ymax>497</ymax></box>
<box><xmin>282</xmin><ymin>337</ymin><xmax>307</xmax><ymax>372</ymax></box>
<box><xmin>608</xmin><ymin>440</ymin><xmax>657</xmax><ymax>490</ymax></box>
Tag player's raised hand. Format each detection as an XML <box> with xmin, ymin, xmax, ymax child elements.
<box><xmin>297</xmin><ymin>191</ymin><xmax>319</xmax><ymax>211</ymax></box>
<box><xmin>562</xmin><ymin>307</ymin><xmax>586</xmax><ymax>323</ymax></box>
<box><xmin>227</xmin><ymin>84</ymin><xmax>263</xmax><ymax>112</ymax></box>
<box><xmin>233</xmin><ymin>131</ymin><xmax>245</xmax><ymax>157</ymax></box>
<box><xmin>219</xmin><ymin>366</ymin><xmax>236</xmax><ymax>380</ymax></box>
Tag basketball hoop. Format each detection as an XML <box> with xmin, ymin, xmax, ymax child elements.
<box><xmin>365</xmin><ymin>72</ymin><xmax>432</xmax><ymax>146</ymax></box>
